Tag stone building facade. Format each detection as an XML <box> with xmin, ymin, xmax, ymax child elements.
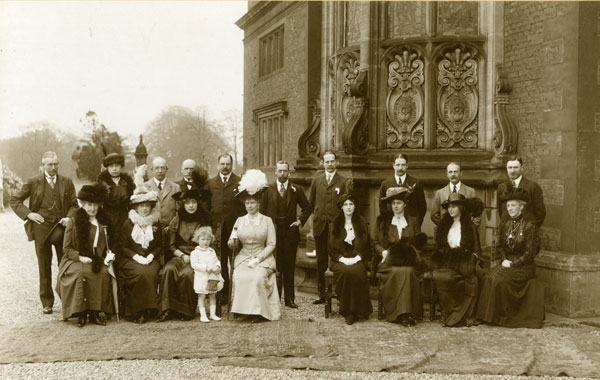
<box><xmin>236</xmin><ymin>1</ymin><xmax>600</xmax><ymax>317</ymax></box>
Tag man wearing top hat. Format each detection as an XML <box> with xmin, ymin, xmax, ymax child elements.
<box><xmin>10</xmin><ymin>151</ymin><xmax>78</xmax><ymax>314</ymax></box>
<box><xmin>260</xmin><ymin>161</ymin><xmax>312</xmax><ymax>308</ymax></box>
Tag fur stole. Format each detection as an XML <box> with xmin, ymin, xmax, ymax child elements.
<box><xmin>74</xmin><ymin>208</ymin><xmax>108</xmax><ymax>273</ymax></box>
<box><xmin>331</xmin><ymin>212</ymin><xmax>367</xmax><ymax>240</ymax></box>
<box><xmin>98</xmin><ymin>170</ymin><xmax>135</xmax><ymax>198</ymax></box>
<box><xmin>432</xmin><ymin>213</ymin><xmax>475</xmax><ymax>268</ymax></box>
<box><xmin>128</xmin><ymin>208</ymin><xmax>160</xmax><ymax>228</ymax></box>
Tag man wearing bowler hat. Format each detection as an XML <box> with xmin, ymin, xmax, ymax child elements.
<box><xmin>10</xmin><ymin>151</ymin><xmax>78</xmax><ymax>314</ymax></box>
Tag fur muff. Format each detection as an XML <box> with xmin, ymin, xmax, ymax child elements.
<box><xmin>431</xmin><ymin>212</ymin><xmax>475</xmax><ymax>269</ymax></box>
<box><xmin>388</xmin><ymin>238</ymin><xmax>420</xmax><ymax>267</ymax></box>
<box><xmin>74</xmin><ymin>208</ymin><xmax>109</xmax><ymax>273</ymax></box>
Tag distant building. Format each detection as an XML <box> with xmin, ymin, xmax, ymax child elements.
<box><xmin>236</xmin><ymin>1</ymin><xmax>600</xmax><ymax>318</ymax></box>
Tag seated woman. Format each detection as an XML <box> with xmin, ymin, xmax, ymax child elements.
<box><xmin>477</xmin><ymin>188</ymin><xmax>545</xmax><ymax>328</ymax></box>
<box><xmin>57</xmin><ymin>184</ymin><xmax>115</xmax><ymax>327</ymax></box>
<box><xmin>228</xmin><ymin>169</ymin><xmax>280</xmax><ymax>322</ymax></box>
<box><xmin>373</xmin><ymin>187</ymin><xmax>423</xmax><ymax>326</ymax></box>
<box><xmin>329</xmin><ymin>193</ymin><xmax>373</xmax><ymax>325</ymax></box>
<box><xmin>117</xmin><ymin>180</ymin><xmax>162</xmax><ymax>324</ymax></box>
<box><xmin>157</xmin><ymin>188</ymin><xmax>211</xmax><ymax>322</ymax></box>
<box><xmin>431</xmin><ymin>193</ymin><xmax>481</xmax><ymax>327</ymax></box>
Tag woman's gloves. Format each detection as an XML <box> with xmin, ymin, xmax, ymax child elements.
<box><xmin>501</xmin><ymin>259</ymin><xmax>512</xmax><ymax>268</ymax></box>
<box><xmin>133</xmin><ymin>254</ymin><xmax>154</xmax><ymax>265</ymax></box>
<box><xmin>103</xmin><ymin>250</ymin><xmax>116</xmax><ymax>266</ymax></box>
<box><xmin>247</xmin><ymin>257</ymin><xmax>260</xmax><ymax>268</ymax></box>
<box><xmin>228</xmin><ymin>238</ymin><xmax>239</xmax><ymax>250</ymax></box>
<box><xmin>339</xmin><ymin>255</ymin><xmax>361</xmax><ymax>266</ymax></box>
<box><xmin>380</xmin><ymin>250</ymin><xmax>389</xmax><ymax>264</ymax></box>
<box><xmin>79</xmin><ymin>256</ymin><xmax>92</xmax><ymax>264</ymax></box>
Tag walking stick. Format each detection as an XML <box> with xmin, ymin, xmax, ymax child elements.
<box><xmin>103</xmin><ymin>226</ymin><xmax>120</xmax><ymax>321</ymax></box>
<box><xmin>227</xmin><ymin>236</ymin><xmax>238</xmax><ymax>320</ymax></box>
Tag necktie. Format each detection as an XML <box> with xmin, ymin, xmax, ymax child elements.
<box><xmin>326</xmin><ymin>174</ymin><xmax>331</xmax><ymax>184</ymax></box>
<box><xmin>158</xmin><ymin>182</ymin><xmax>163</xmax><ymax>191</ymax></box>
<box><xmin>511</xmin><ymin>180</ymin><xmax>517</xmax><ymax>188</ymax></box>
<box><xmin>48</xmin><ymin>177</ymin><xmax>55</xmax><ymax>189</ymax></box>
<box><xmin>222</xmin><ymin>176</ymin><xmax>227</xmax><ymax>184</ymax></box>
<box><xmin>452</xmin><ymin>185</ymin><xmax>457</xmax><ymax>193</ymax></box>
<box><xmin>279</xmin><ymin>183</ymin><xmax>285</xmax><ymax>198</ymax></box>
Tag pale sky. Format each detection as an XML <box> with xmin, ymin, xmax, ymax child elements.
<box><xmin>0</xmin><ymin>0</ymin><xmax>246</xmax><ymax>140</ymax></box>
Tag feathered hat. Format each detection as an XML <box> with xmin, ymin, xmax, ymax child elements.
<box><xmin>235</xmin><ymin>169</ymin><xmax>268</xmax><ymax>201</ymax></box>
<box><xmin>129</xmin><ymin>164</ymin><xmax>158</xmax><ymax>206</ymax></box>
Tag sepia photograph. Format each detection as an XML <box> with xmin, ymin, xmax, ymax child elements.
<box><xmin>0</xmin><ymin>1</ymin><xmax>599</xmax><ymax>379</ymax></box>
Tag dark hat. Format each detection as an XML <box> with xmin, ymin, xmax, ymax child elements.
<box><xmin>77</xmin><ymin>183</ymin><xmax>105</xmax><ymax>204</ymax></box>
<box><xmin>173</xmin><ymin>188</ymin><xmax>210</xmax><ymax>202</ymax></box>
<box><xmin>441</xmin><ymin>193</ymin><xmax>467</xmax><ymax>209</ymax></box>
<box><xmin>336</xmin><ymin>192</ymin><xmax>358</xmax><ymax>208</ymax></box>
<box><xmin>502</xmin><ymin>187</ymin><xmax>529</xmax><ymax>203</ymax></box>
<box><xmin>381</xmin><ymin>186</ymin><xmax>411</xmax><ymax>203</ymax></box>
<box><xmin>103</xmin><ymin>153</ymin><xmax>124</xmax><ymax>167</ymax></box>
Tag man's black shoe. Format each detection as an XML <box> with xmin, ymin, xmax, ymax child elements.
<box><xmin>312</xmin><ymin>298</ymin><xmax>326</xmax><ymax>305</ymax></box>
<box><xmin>285</xmin><ymin>300</ymin><xmax>299</xmax><ymax>309</ymax></box>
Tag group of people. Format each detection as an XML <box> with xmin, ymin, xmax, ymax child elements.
<box><xmin>10</xmin><ymin>149</ymin><xmax>546</xmax><ymax>329</ymax></box>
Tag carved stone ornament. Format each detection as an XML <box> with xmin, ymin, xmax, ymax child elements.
<box><xmin>298</xmin><ymin>98</ymin><xmax>322</xmax><ymax>158</ymax></box>
<box><xmin>436</xmin><ymin>45</ymin><xmax>479</xmax><ymax>148</ymax></box>
<box><xmin>493</xmin><ymin>66</ymin><xmax>518</xmax><ymax>155</ymax></box>
<box><xmin>385</xmin><ymin>47</ymin><xmax>425</xmax><ymax>149</ymax></box>
<box><xmin>338</xmin><ymin>53</ymin><xmax>369</xmax><ymax>155</ymax></box>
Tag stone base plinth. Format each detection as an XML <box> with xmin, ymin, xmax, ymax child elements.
<box><xmin>536</xmin><ymin>251</ymin><xmax>600</xmax><ymax>318</ymax></box>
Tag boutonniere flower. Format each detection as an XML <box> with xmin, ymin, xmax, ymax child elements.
<box><xmin>152</xmin><ymin>226</ymin><xmax>158</xmax><ymax>233</ymax></box>
<box><xmin>335</xmin><ymin>187</ymin><xmax>340</xmax><ymax>195</ymax></box>
<box><xmin>291</xmin><ymin>185</ymin><xmax>296</xmax><ymax>192</ymax></box>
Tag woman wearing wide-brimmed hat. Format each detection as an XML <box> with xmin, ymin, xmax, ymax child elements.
<box><xmin>431</xmin><ymin>193</ymin><xmax>481</xmax><ymax>327</ymax></box>
<box><xmin>56</xmin><ymin>184</ymin><xmax>115</xmax><ymax>327</ymax></box>
<box><xmin>227</xmin><ymin>169</ymin><xmax>280</xmax><ymax>322</ymax></box>
<box><xmin>116</xmin><ymin>172</ymin><xmax>162</xmax><ymax>324</ymax></box>
<box><xmin>477</xmin><ymin>188</ymin><xmax>545</xmax><ymax>328</ymax></box>
<box><xmin>157</xmin><ymin>188</ymin><xmax>212</xmax><ymax>322</ymax></box>
<box><xmin>328</xmin><ymin>192</ymin><xmax>373</xmax><ymax>325</ymax></box>
<box><xmin>373</xmin><ymin>187</ymin><xmax>424</xmax><ymax>326</ymax></box>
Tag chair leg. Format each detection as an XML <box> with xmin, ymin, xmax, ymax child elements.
<box><xmin>325</xmin><ymin>281</ymin><xmax>332</xmax><ymax>318</ymax></box>
<box><xmin>377</xmin><ymin>279</ymin><xmax>384</xmax><ymax>320</ymax></box>
<box><xmin>429</xmin><ymin>279</ymin><xmax>436</xmax><ymax>321</ymax></box>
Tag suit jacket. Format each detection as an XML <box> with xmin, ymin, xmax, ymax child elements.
<box><xmin>10</xmin><ymin>173</ymin><xmax>78</xmax><ymax>240</ymax></box>
<box><xmin>308</xmin><ymin>171</ymin><xmax>349</xmax><ymax>237</ymax></box>
<box><xmin>144</xmin><ymin>178</ymin><xmax>180</xmax><ymax>227</ymax></box>
<box><xmin>497</xmin><ymin>177</ymin><xmax>546</xmax><ymax>227</ymax></box>
<box><xmin>260</xmin><ymin>182</ymin><xmax>312</xmax><ymax>234</ymax></box>
<box><xmin>430</xmin><ymin>182</ymin><xmax>476</xmax><ymax>226</ymax></box>
<box><xmin>378</xmin><ymin>175</ymin><xmax>427</xmax><ymax>227</ymax></box>
<box><xmin>206</xmin><ymin>173</ymin><xmax>245</xmax><ymax>231</ymax></box>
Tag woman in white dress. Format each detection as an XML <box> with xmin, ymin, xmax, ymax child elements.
<box><xmin>228</xmin><ymin>170</ymin><xmax>280</xmax><ymax>322</ymax></box>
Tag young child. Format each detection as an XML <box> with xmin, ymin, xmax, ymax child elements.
<box><xmin>190</xmin><ymin>226</ymin><xmax>224</xmax><ymax>322</ymax></box>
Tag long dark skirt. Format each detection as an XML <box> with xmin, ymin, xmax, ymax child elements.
<box><xmin>119</xmin><ymin>259</ymin><xmax>160</xmax><ymax>316</ymax></box>
<box><xmin>477</xmin><ymin>264</ymin><xmax>545</xmax><ymax>328</ymax></box>
<box><xmin>331</xmin><ymin>262</ymin><xmax>372</xmax><ymax>318</ymax></box>
<box><xmin>378</xmin><ymin>263</ymin><xmax>422</xmax><ymax>322</ymax></box>
<box><xmin>159</xmin><ymin>257</ymin><xmax>197</xmax><ymax>318</ymax></box>
<box><xmin>56</xmin><ymin>260</ymin><xmax>114</xmax><ymax>319</ymax></box>
<box><xmin>433</xmin><ymin>269</ymin><xmax>478</xmax><ymax>326</ymax></box>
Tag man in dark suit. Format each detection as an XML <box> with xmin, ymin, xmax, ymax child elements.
<box><xmin>308</xmin><ymin>151</ymin><xmax>350</xmax><ymax>304</ymax></box>
<box><xmin>144</xmin><ymin>157</ymin><xmax>181</xmax><ymax>227</ymax></box>
<box><xmin>378</xmin><ymin>153</ymin><xmax>427</xmax><ymax>227</ymax></box>
<box><xmin>261</xmin><ymin>161</ymin><xmax>312</xmax><ymax>308</ymax></box>
<box><xmin>206</xmin><ymin>153</ymin><xmax>245</xmax><ymax>303</ymax></box>
<box><xmin>176</xmin><ymin>159</ymin><xmax>209</xmax><ymax>212</ymax></box>
<box><xmin>497</xmin><ymin>156</ymin><xmax>546</xmax><ymax>227</ymax></box>
<box><xmin>10</xmin><ymin>151</ymin><xmax>78</xmax><ymax>314</ymax></box>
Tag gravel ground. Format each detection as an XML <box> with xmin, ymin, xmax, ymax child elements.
<box><xmin>0</xmin><ymin>211</ymin><xmax>596</xmax><ymax>380</ymax></box>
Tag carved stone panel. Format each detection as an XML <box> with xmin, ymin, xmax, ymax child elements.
<box><xmin>337</xmin><ymin>52</ymin><xmax>369</xmax><ymax>155</ymax></box>
<box><xmin>345</xmin><ymin>1</ymin><xmax>361</xmax><ymax>46</ymax></box>
<box><xmin>384</xmin><ymin>47</ymin><xmax>425</xmax><ymax>149</ymax></box>
<box><xmin>436</xmin><ymin>45</ymin><xmax>479</xmax><ymax>149</ymax></box>
<box><xmin>387</xmin><ymin>2</ymin><xmax>427</xmax><ymax>38</ymax></box>
<box><xmin>437</xmin><ymin>2</ymin><xmax>479</xmax><ymax>36</ymax></box>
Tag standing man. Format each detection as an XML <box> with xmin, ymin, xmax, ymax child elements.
<box><xmin>308</xmin><ymin>151</ymin><xmax>350</xmax><ymax>304</ymax></box>
<box><xmin>378</xmin><ymin>153</ymin><xmax>427</xmax><ymax>227</ymax></box>
<box><xmin>144</xmin><ymin>157</ymin><xmax>181</xmax><ymax>227</ymax></box>
<box><xmin>206</xmin><ymin>153</ymin><xmax>245</xmax><ymax>304</ymax></box>
<box><xmin>497</xmin><ymin>156</ymin><xmax>546</xmax><ymax>227</ymax></box>
<box><xmin>431</xmin><ymin>162</ymin><xmax>477</xmax><ymax>226</ymax></box>
<box><xmin>176</xmin><ymin>159</ymin><xmax>209</xmax><ymax>213</ymax></box>
<box><xmin>10</xmin><ymin>151</ymin><xmax>77</xmax><ymax>314</ymax></box>
<box><xmin>261</xmin><ymin>161</ymin><xmax>312</xmax><ymax>308</ymax></box>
